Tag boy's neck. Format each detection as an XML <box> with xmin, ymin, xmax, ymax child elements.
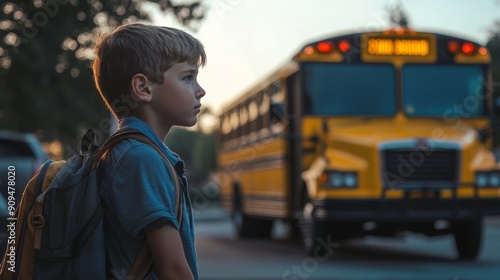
<box><xmin>128</xmin><ymin>113</ymin><xmax>171</xmax><ymax>141</ymax></box>
<box><xmin>144</xmin><ymin>117</ymin><xmax>171</xmax><ymax>141</ymax></box>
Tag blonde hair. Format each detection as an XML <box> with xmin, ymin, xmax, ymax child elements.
<box><xmin>93</xmin><ymin>23</ymin><xmax>206</xmax><ymax>118</ymax></box>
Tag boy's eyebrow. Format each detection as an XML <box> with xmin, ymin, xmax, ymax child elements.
<box><xmin>181</xmin><ymin>68</ymin><xmax>198</xmax><ymax>74</ymax></box>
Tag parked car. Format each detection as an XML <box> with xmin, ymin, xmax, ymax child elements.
<box><xmin>0</xmin><ymin>130</ymin><xmax>48</xmax><ymax>207</ymax></box>
<box><xmin>0</xmin><ymin>131</ymin><xmax>48</xmax><ymax>257</ymax></box>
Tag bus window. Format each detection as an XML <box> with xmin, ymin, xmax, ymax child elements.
<box><xmin>230</xmin><ymin>110</ymin><xmax>239</xmax><ymax>140</ymax></box>
<box><xmin>260</xmin><ymin>92</ymin><xmax>270</xmax><ymax>114</ymax></box>
<box><xmin>221</xmin><ymin>115</ymin><xmax>231</xmax><ymax>142</ymax></box>
<box><xmin>303</xmin><ymin>63</ymin><xmax>396</xmax><ymax>116</ymax></box>
<box><xmin>270</xmin><ymin>102</ymin><xmax>285</xmax><ymax>126</ymax></box>
<box><xmin>402</xmin><ymin>65</ymin><xmax>486</xmax><ymax>117</ymax></box>
<box><xmin>240</xmin><ymin>104</ymin><xmax>250</xmax><ymax>136</ymax></box>
<box><xmin>270</xmin><ymin>81</ymin><xmax>284</xmax><ymax>103</ymax></box>
<box><xmin>259</xmin><ymin>92</ymin><xmax>270</xmax><ymax>135</ymax></box>
<box><xmin>249</xmin><ymin>101</ymin><xmax>259</xmax><ymax>122</ymax></box>
<box><xmin>249</xmin><ymin>100</ymin><xmax>259</xmax><ymax>134</ymax></box>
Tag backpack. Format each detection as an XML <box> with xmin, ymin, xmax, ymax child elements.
<box><xmin>0</xmin><ymin>128</ymin><xmax>183</xmax><ymax>279</ymax></box>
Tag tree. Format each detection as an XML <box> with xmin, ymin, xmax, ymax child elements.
<box><xmin>191</xmin><ymin>130</ymin><xmax>216</xmax><ymax>185</ymax></box>
<box><xmin>164</xmin><ymin>126</ymin><xmax>217</xmax><ymax>187</ymax></box>
<box><xmin>488</xmin><ymin>20</ymin><xmax>500</xmax><ymax>87</ymax></box>
<box><xmin>0</xmin><ymin>0</ymin><xmax>205</xmax><ymax>150</ymax></box>
<box><xmin>487</xmin><ymin>20</ymin><xmax>500</xmax><ymax>147</ymax></box>
<box><xmin>386</xmin><ymin>1</ymin><xmax>410</xmax><ymax>29</ymax></box>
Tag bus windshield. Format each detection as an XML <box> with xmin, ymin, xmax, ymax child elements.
<box><xmin>303</xmin><ymin>63</ymin><xmax>396</xmax><ymax>116</ymax></box>
<box><xmin>402</xmin><ymin>65</ymin><xmax>486</xmax><ymax>117</ymax></box>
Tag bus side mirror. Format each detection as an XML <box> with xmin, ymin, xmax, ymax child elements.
<box><xmin>494</xmin><ymin>96</ymin><xmax>500</xmax><ymax>116</ymax></box>
<box><xmin>270</xmin><ymin>102</ymin><xmax>286</xmax><ymax>123</ymax></box>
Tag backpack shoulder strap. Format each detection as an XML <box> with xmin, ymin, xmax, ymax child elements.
<box><xmin>97</xmin><ymin>130</ymin><xmax>183</xmax><ymax>224</ymax></box>
<box><xmin>97</xmin><ymin>130</ymin><xmax>184</xmax><ymax>279</ymax></box>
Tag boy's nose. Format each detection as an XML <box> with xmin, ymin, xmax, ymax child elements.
<box><xmin>196</xmin><ymin>85</ymin><xmax>206</xmax><ymax>99</ymax></box>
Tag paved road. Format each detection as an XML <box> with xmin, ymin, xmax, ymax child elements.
<box><xmin>193</xmin><ymin>206</ymin><xmax>500</xmax><ymax>280</ymax></box>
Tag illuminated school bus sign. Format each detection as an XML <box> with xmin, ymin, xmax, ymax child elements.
<box><xmin>367</xmin><ymin>38</ymin><xmax>430</xmax><ymax>56</ymax></box>
<box><xmin>361</xmin><ymin>32</ymin><xmax>437</xmax><ymax>62</ymax></box>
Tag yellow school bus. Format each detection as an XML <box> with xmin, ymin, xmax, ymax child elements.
<box><xmin>216</xmin><ymin>29</ymin><xmax>500</xmax><ymax>260</ymax></box>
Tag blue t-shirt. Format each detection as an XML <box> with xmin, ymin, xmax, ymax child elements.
<box><xmin>97</xmin><ymin>116</ymin><xmax>198</xmax><ymax>280</ymax></box>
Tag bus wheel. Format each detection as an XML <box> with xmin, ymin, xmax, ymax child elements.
<box><xmin>452</xmin><ymin>219</ymin><xmax>483</xmax><ymax>260</ymax></box>
<box><xmin>232</xmin><ymin>190</ymin><xmax>273</xmax><ymax>238</ymax></box>
<box><xmin>299</xmin><ymin>198</ymin><xmax>332</xmax><ymax>256</ymax></box>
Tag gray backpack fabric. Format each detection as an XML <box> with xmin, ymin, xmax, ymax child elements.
<box><xmin>1</xmin><ymin>129</ymin><xmax>180</xmax><ymax>279</ymax></box>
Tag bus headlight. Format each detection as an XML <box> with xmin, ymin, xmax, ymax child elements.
<box><xmin>475</xmin><ymin>171</ymin><xmax>500</xmax><ymax>188</ymax></box>
<box><xmin>489</xmin><ymin>172</ymin><xmax>500</xmax><ymax>187</ymax></box>
<box><xmin>344</xmin><ymin>173</ymin><xmax>358</xmax><ymax>188</ymax></box>
<box><xmin>326</xmin><ymin>171</ymin><xmax>358</xmax><ymax>188</ymax></box>
<box><xmin>476</xmin><ymin>172</ymin><xmax>488</xmax><ymax>188</ymax></box>
<box><xmin>329</xmin><ymin>172</ymin><xmax>344</xmax><ymax>188</ymax></box>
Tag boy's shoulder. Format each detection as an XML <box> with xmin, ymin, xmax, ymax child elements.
<box><xmin>105</xmin><ymin>138</ymin><xmax>167</xmax><ymax>168</ymax></box>
<box><xmin>98</xmin><ymin>138</ymin><xmax>179</xmax><ymax>203</ymax></box>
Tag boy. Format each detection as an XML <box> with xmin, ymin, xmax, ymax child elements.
<box><xmin>92</xmin><ymin>23</ymin><xmax>206</xmax><ymax>279</ymax></box>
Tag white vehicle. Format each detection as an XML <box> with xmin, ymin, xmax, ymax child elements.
<box><xmin>0</xmin><ymin>130</ymin><xmax>48</xmax><ymax>207</ymax></box>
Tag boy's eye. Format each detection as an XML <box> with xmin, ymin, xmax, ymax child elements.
<box><xmin>183</xmin><ymin>75</ymin><xmax>193</xmax><ymax>81</ymax></box>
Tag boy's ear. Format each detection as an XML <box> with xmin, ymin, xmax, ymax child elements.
<box><xmin>130</xmin><ymin>74</ymin><xmax>154</xmax><ymax>103</ymax></box>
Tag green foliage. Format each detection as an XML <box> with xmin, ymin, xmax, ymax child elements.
<box><xmin>165</xmin><ymin>127</ymin><xmax>199</xmax><ymax>161</ymax></box>
<box><xmin>488</xmin><ymin>22</ymin><xmax>500</xmax><ymax>86</ymax></box>
<box><xmin>191</xmin><ymin>131</ymin><xmax>216</xmax><ymax>183</ymax></box>
<box><xmin>487</xmin><ymin>20</ymin><xmax>500</xmax><ymax>148</ymax></box>
<box><xmin>165</xmin><ymin>127</ymin><xmax>217</xmax><ymax>187</ymax></box>
<box><xmin>0</xmin><ymin>0</ymin><xmax>205</xmax><ymax>146</ymax></box>
<box><xmin>386</xmin><ymin>1</ymin><xmax>410</xmax><ymax>29</ymax></box>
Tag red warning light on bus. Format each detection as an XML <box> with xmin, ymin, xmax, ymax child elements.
<box><xmin>338</xmin><ymin>40</ymin><xmax>350</xmax><ymax>53</ymax></box>
<box><xmin>447</xmin><ymin>41</ymin><xmax>459</xmax><ymax>54</ymax></box>
<box><xmin>317</xmin><ymin>41</ymin><xmax>333</xmax><ymax>53</ymax></box>
<box><xmin>461</xmin><ymin>43</ymin><xmax>475</xmax><ymax>55</ymax></box>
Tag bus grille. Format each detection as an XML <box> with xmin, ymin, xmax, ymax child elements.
<box><xmin>382</xmin><ymin>148</ymin><xmax>458</xmax><ymax>187</ymax></box>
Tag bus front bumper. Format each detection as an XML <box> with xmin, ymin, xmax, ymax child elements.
<box><xmin>311</xmin><ymin>198</ymin><xmax>500</xmax><ymax>222</ymax></box>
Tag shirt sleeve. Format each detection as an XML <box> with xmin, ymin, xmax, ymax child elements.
<box><xmin>108</xmin><ymin>143</ymin><xmax>179</xmax><ymax>237</ymax></box>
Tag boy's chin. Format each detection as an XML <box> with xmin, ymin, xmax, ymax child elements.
<box><xmin>177</xmin><ymin>120</ymin><xmax>198</xmax><ymax>127</ymax></box>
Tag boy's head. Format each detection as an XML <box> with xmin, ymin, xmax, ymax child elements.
<box><xmin>93</xmin><ymin>23</ymin><xmax>206</xmax><ymax>119</ymax></box>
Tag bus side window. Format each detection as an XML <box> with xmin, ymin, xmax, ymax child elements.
<box><xmin>220</xmin><ymin>114</ymin><xmax>228</xmax><ymax>144</ymax></box>
<box><xmin>270</xmin><ymin>103</ymin><xmax>285</xmax><ymax>124</ymax></box>
<box><xmin>255</xmin><ymin>92</ymin><xmax>263</xmax><ymax>131</ymax></box>
<box><xmin>270</xmin><ymin>81</ymin><xmax>285</xmax><ymax>125</ymax></box>
<box><xmin>230</xmin><ymin>110</ymin><xmax>239</xmax><ymax>141</ymax></box>
<box><xmin>259</xmin><ymin>91</ymin><xmax>270</xmax><ymax>132</ymax></box>
<box><xmin>249</xmin><ymin>100</ymin><xmax>259</xmax><ymax>135</ymax></box>
<box><xmin>240</xmin><ymin>103</ymin><xmax>250</xmax><ymax>137</ymax></box>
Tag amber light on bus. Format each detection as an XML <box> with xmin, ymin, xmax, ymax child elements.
<box><xmin>303</xmin><ymin>46</ymin><xmax>315</xmax><ymax>55</ymax></box>
<box><xmin>479</xmin><ymin>47</ymin><xmax>488</xmax><ymax>56</ymax></box>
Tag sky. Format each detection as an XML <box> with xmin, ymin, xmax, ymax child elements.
<box><xmin>150</xmin><ymin>0</ymin><xmax>500</xmax><ymax>116</ymax></box>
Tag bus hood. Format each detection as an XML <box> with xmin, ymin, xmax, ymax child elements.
<box><xmin>318</xmin><ymin>119</ymin><xmax>496</xmax><ymax>179</ymax></box>
<box><xmin>326</xmin><ymin>120</ymin><xmax>479</xmax><ymax>149</ymax></box>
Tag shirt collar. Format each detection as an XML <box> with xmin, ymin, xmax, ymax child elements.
<box><xmin>117</xmin><ymin>116</ymin><xmax>182</xmax><ymax>167</ymax></box>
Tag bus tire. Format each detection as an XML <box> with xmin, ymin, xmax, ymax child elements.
<box><xmin>248</xmin><ymin>217</ymin><xmax>274</xmax><ymax>238</ymax></box>
<box><xmin>452</xmin><ymin>219</ymin><xmax>482</xmax><ymax>260</ymax></box>
<box><xmin>299</xmin><ymin>196</ymin><xmax>333</xmax><ymax>257</ymax></box>
<box><xmin>232</xmin><ymin>188</ymin><xmax>273</xmax><ymax>238</ymax></box>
